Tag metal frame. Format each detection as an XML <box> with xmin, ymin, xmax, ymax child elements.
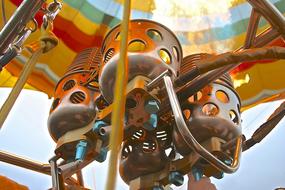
<box><xmin>0</xmin><ymin>0</ymin><xmax>284</xmax><ymax>189</ymax></box>
<box><xmin>163</xmin><ymin>75</ymin><xmax>242</xmax><ymax>173</ymax></box>
<box><xmin>0</xmin><ymin>0</ymin><xmax>45</xmax><ymax>55</ymax></box>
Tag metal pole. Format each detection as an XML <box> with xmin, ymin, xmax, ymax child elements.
<box><xmin>0</xmin><ymin>0</ymin><xmax>45</xmax><ymax>55</ymax></box>
<box><xmin>0</xmin><ymin>150</ymin><xmax>51</xmax><ymax>175</ymax></box>
<box><xmin>247</xmin><ymin>0</ymin><xmax>285</xmax><ymax>38</ymax></box>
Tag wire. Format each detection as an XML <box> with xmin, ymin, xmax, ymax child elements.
<box><xmin>1</xmin><ymin>0</ymin><xmax>7</xmax><ymax>25</ymax></box>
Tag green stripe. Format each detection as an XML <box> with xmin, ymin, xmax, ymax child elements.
<box><xmin>63</xmin><ymin>0</ymin><xmax>285</xmax><ymax>45</ymax></box>
<box><xmin>179</xmin><ymin>0</ymin><xmax>285</xmax><ymax>45</ymax></box>
<box><xmin>63</xmin><ymin>0</ymin><xmax>120</xmax><ymax>27</ymax></box>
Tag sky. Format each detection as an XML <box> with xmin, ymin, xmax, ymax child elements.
<box><xmin>0</xmin><ymin>88</ymin><xmax>284</xmax><ymax>190</ymax></box>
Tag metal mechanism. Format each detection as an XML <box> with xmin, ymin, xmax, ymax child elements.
<box><xmin>0</xmin><ymin>0</ymin><xmax>62</xmax><ymax>69</ymax></box>
<box><xmin>0</xmin><ymin>0</ymin><xmax>285</xmax><ymax>190</ymax></box>
<box><xmin>0</xmin><ymin>0</ymin><xmax>45</xmax><ymax>55</ymax></box>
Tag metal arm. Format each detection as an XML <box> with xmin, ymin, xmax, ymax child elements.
<box><xmin>163</xmin><ymin>75</ymin><xmax>242</xmax><ymax>173</ymax></box>
<box><xmin>0</xmin><ymin>0</ymin><xmax>45</xmax><ymax>55</ymax></box>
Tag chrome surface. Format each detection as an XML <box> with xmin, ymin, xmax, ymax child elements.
<box><xmin>99</xmin><ymin>19</ymin><xmax>183</xmax><ymax>103</ymax></box>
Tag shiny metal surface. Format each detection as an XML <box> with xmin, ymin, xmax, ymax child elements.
<box><xmin>0</xmin><ymin>0</ymin><xmax>45</xmax><ymax>54</ymax></box>
<box><xmin>247</xmin><ymin>0</ymin><xmax>285</xmax><ymax>38</ymax></box>
<box><xmin>119</xmin><ymin>135</ymin><xmax>168</xmax><ymax>183</ymax></box>
<box><xmin>0</xmin><ymin>150</ymin><xmax>50</xmax><ymax>175</ymax></box>
<box><xmin>99</xmin><ymin>19</ymin><xmax>182</xmax><ymax>103</ymax></box>
<box><xmin>172</xmin><ymin>55</ymin><xmax>242</xmax><ymax>159</ymax></box>
<box><xmin>48</xmin><ymin>48</ymin><xmax>102</xmax><ymax>141</ymax></box>
<box><xmin>163</xmin><ymin>75</ymin><xmax>242</xmax><ymax>173</ymax></box>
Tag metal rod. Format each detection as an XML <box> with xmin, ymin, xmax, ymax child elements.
<box><xmin>163</xmin><ymin>75</ymin><xmax>242</xmax><ymax>173</ymax></box>
<box><xmin>254</xmin><ymin>27</ymin><xmax>281</xmax><ymax>48</ymax></box>
<box><xmin>0</xmin><ymin>0</ymin><xmax>45</xmax><ymax>54</ymax></box>
<box><xmin>49</xmin><ymin>156</ymin><xmax>65</xmax><ymax>190</ymax></box>
<box><xmin>76</xmin><ymin>170</ymin><xmax>84</xmax><ymax>186</ymax></box>
<box><xmin>0</xmin><ymin>47</ymin><xmax>18</xmax><ymax>68</ymax></box>
<box><xmin>146</xmin><ymin>70</ymin><xmax>170</xmax><ymax>90</ymax></box>
<box><xmin>247</xmin><ymin>0</ymin><xmax>285</xmax><ymax>38</ymax></box>
<box><xmin>59</xmin><ymin>159</ymin><xmax>93</xmax><ymax>180</ymax></box>
<box><xmin>244</xmin><ymin>9</ymin><xmax>261</xmax><ymax>49</ymax></box>
<box><xmin>0</xmin><ymin>150</ymin><xmax>51</xmax><ymax>175</ymax></box>
<box><xmin>0</xmin><ymin>151</ymin><xmax>79</xmax><ymax>186</ymax></box>
<box><xmin>175</xmin><ymin>45</ymin><xmax>285</xmax><ymax>106</ymax></box>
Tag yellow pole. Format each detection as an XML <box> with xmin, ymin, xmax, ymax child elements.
<box><xmin>0</xmin><ymin>48</ymin><xmax>43</xmax><ymax>128</ymax></box>
<box><xmin>0</xmin><ymin>17</ymin><xmax>58</xmax><ymax>129</ymax></box>
<box><xmin>106</xmin><ymin>0</ymin><xmax>131</xmax><ymax>189</ymax></box>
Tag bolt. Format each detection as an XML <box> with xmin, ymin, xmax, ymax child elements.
<box><xmin>145</xmin><ymin>99</ymin><xmax>160</xmax><ymax>114</ymax></box>
<box><xmin>93</xmin><ymin>121</ymin><xmax>108</xmax><ymax>140</ymax></box>
<box><xmin>75</xmin><ymin>140</ymin><xmax>88</xmax><ymax>161</ymax></box>
<box><xmin>169</xmin><ymin>171</ymin><xmax>184</xmax><ymax>186</ymax></box>
<box><xmin>143</xmin><ymin>114</ymin><xmax>157</xmax><ymax>131</ymax></box>
<box><xmin>192</xmin><ymin>167</ymin><xmax>203</xmax><ymax>181</ymax></box>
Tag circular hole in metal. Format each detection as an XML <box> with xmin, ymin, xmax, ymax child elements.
<box><xmin>128</xmin><ymin>40</ymin><xmax>146</xmax><ymax>52</ymax></box>
<box><xmin>132</xmin><ymin>129</ymin><xmax>144</xmax><ymax>140</ymax></box>
<box><xmin>115</xmin><ymin>32</ymin><xmax>121</xmax><ymax>41</ymax></box>
<box><xmin>159</xmin><ymin>49</ymin><xmax>171</xmax><ymax>65</ymax></box>
<box><xmin>104</xmin><ymin>48</ymin><xmax>115</xmax><ymax>63</ymax></box>
<box><xmin>122</xmin><ymin>144</ymin><xmax>133</xmax><ymax>158</ymax></box>
<box><xmin>202</xmin><ymin>103</ymin><xmax>219</xmax><ymax>116</ymax></box>
<box><xmin>63</xmin><ymin>80</ymin><xmax>76</xmax><ymax>91</ymax></box>
<box><xmin>229</xmin><ymin>110</ymin><xmax>239</xmax><ymax>125</ymax></box>
<box><xmin>216</xmin><ymin>90</ymin><xmax>229</xmax><ymax>103</ymax></box>
<box><xmin>188</xmin><ymin>91</ymin><xmax>203</xmax><ymax>102</ymax></box>
<box><xmin>99</xmin><ymin>127</ymin><xmax>106</xmax><ymax>136</ymax></box>
<box><xmin>70</xmin><ymin>91</ymin><xmax>86</xmax><ymax>104</ymax></box>
<box><xmin>173</xmin><ymin>46</ymin><xmax>179</xmax><ymax>62</ymax></box>
<box><xmin>156</xmin><ymin>130</ymin><xmax>168</xmax><ymax>141</ymax></box>
<box><xmin>147</xmin><ymin>29</ymin><xmax>162</xmax><ymax>42</ymax></box>
<box><xmin>51</xmin><ymin>98</ymin><xmax>60</xmax><ymax>110</ymax></box>
<box><xmin>183</xmin><ymin>109</ymin><xmax>191</xmax><ymax>120</ymax></box>
<box><xmin>126</xmin><ymin>98</ymin><xmax>137</xmax><ymax>109</ymax></box>
<box><xmin>142</xmin><ymin>141</ymin><xmax>156</xmax><ymax>153</ymax></box>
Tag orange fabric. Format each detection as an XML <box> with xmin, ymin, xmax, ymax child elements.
<box><xmin>0</xmin><ymin>176</ymin><xmax>29</xmax><ymax>190</ymax></box>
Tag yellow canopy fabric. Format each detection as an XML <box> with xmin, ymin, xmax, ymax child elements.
<box><xmin>1</xmin><ymin>0</ymin><xmax>285</xmax><ymax>109</ymax></box>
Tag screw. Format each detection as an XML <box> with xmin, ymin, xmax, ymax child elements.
<box><xmin>75</xmin><ymin>140</ymin><xmax>88</xmax><ymax>161</ymax></box>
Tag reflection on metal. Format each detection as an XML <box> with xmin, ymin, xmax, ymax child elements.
<box><xmin>0</xmin><ymin>150</ymin><xmax>51</xmax><ymax>175</ymax></box>
<box><xmin>0</xmin><ymin>0</ymin><xmax>45</xmax><ymax>54</ymax></box>
<box><xmin>163</xmin><ymin>75</ymin><xmax>242</xmax><ymax>173</ymax></box>
<box><xmin>1</xmin><ymin>0</ymin><xmax>285</xmax><ymax>190</ymax></box>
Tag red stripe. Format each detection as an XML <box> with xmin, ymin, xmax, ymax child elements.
<box><xmin>9</xmin><ymin>0</ymin><xmax>103</xmax><ymax>52</ymax></box>
<box><xmin>53</xmin><ymin>17</ymin><xmax>104</xmax><ymax>52</ymax></box>
<box><xmin>231</xmin><ymin>37</ymin><xmax>285</xmax><ymax>75</ymax></box>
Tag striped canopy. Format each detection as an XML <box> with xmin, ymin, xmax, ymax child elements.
<box><xmin>1</xmin><ymin>0</ymin><xmax>285</xmax><ymax>109</ymax></box>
